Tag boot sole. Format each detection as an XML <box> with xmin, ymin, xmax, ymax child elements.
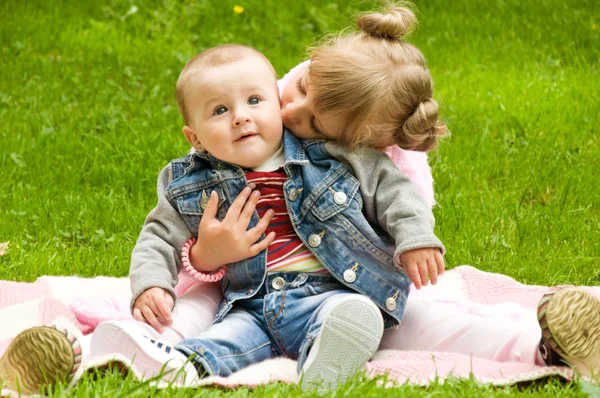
<box><xmin>0</xmin><ymin>326</ymin><xmax>75</xmax><ymax>394</ymax></box>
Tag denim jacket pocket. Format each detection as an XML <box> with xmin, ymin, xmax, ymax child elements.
<box><xmin>175</xmin><ymin>186</ymin><xmax>226</xmax><ymax>234</ymax></box>
<box><xmin>309</xmin><ymin>169</ymin><xmax>362</xmax><ymax>222</ymax></box>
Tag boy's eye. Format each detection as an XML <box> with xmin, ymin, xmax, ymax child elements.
<box><xmin>213</xmin><ymin>106</ymin><xmax>228</xmax><ymax>116</ymax></box>
<box><xmin>248</xmin><ymin>97</ymin><xmax>261</xmax><ymax>105</ymax></box>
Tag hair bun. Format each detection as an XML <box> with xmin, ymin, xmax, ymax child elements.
<box><xmin>356</xmin><ymin>3</ymin><xmax>418</xmax><ymax>40</ymax></box>
<box><xmin>399</xmin><ymin>99</ymin><xmax>448</xmax><ymax>152</ymax></box>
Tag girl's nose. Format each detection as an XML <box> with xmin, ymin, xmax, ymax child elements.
<box><xmin>283</xmin><ymin>104</ymin><xmax>301</xmax><ymax>125</ymax></box>
<box><xmin>283</xmin><ymin>114</ymin><xmax>299</xmax><ymax>126</ymax></box>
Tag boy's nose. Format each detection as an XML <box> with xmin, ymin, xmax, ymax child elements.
<box><xmin>233</xmin><ymin>119</ymin><xmax>250</xmax><ymax>127</ymax></box>
<box><xmin>233</xmin><ymin>113</ymin><xmax>251</xmax><ymax>126</ymax></box>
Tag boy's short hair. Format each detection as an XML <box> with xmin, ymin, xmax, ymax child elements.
<box><xmin>176</xmin><ymin>44</ymin><xmax>276</xmax><ymax>125</ymax></box>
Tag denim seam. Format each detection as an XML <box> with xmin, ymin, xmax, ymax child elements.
<box><xmin>266</xmin><ymin>291</ymin><xmax>289</xmax><ymax>356</ymax></box>
<box><xmin>217</xmin><ymin>341</ymin><xmax>272</xmax><ymax>360</ymax></box>
<box><xmin>333</xmin><ymin>212</ymin><xmax>395</xmax><ymax>266</ymax></box>
<box><xmin>186</xmin><ymin>349</ymin><xmax>217</xmax><ymax>377</ymax></box>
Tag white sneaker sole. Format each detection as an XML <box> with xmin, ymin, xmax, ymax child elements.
<box><xmin>90</xmin><ymin>321</ymin><xmax>199</xmax><ymax>386</ymax></box>
<box><xmin>300</xmin><ymin>295</ymin><xmax>383</xmax><ymax>393</ymax></box>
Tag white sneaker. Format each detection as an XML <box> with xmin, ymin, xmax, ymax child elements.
<box><xmin>90</xmin><ymin>321</ymin><xmax>201</xmax><ymax>386</ymax></box>
<box><xmin>300</xmin><ymin>295</ymin><xmax>384</xmax><ymax>393</ymax></box>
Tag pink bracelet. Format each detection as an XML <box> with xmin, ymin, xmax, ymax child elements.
<box><xmin>181</xmin><ymin>237</ymin><xmax>227</xmax><ymax>282</ymax></box>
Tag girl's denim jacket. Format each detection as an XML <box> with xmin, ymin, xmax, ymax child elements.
<box><xmin>130</xmin><ymin>130</ymin><xmax>444</xmax><ymax>329</ymax></box>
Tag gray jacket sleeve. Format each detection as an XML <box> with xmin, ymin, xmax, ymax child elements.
<box><xmin>325</xmin><ymin>142</ymin><xmax>445</xmax><ymax>265</ymax></box>
<box><xmin>129</xmin><ymin>164</ymin><xmax>194</xmax><ymax>311</ymax></box>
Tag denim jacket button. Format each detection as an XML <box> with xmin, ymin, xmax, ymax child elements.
<box><xmin>289</xmin><ymin>188</ymin><xmax>299</xmax><ymax>201</ymax></box>
<box><xmin>385</xmin><ymin>297</ymin><xmax>397</xmax><ymax>311</ymax></box>
<box><xmin>308</xmin><ymin>234</ymin><xmax>321</xmax><ymax>248</ymax></box>
<box><xmin>333</xmin><ymin>191</ymin><xmax>347</xmax><ymax>205</ymax></box>
<box><xmin>343</xmin><ymin>269</ymin><xmax>356</xmax><ymax>283</ymax></box>
<box><xmin>200</xmin><ymin>190</ymin><xmax>210</xmax><ymax>210</ymax></box>
<box><xmin>272</xmin><ymin>277</ymin><xmax>285</xmax><ymax>290</ymax></box>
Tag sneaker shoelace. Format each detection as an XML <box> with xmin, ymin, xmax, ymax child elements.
<box><xmin>141</xmin><ymin>334</ymin><xmax>207</xmax><ymax>378</ymax></box>
<box><xmin>142</xmin><ymin>334</ymin><xmax>175</xmax><ymax>354</ymax></box>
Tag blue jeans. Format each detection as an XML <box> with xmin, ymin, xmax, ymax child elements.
<box><xmin>174</xmin><ymin>272</ymin><xmax>358</xmax><ymax>377</ymax></box>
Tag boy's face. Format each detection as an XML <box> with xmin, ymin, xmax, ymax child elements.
<box><xmin>183</xmin><ymin>57</ymin><xmax>283</xmax><ymax>169</ymax></box>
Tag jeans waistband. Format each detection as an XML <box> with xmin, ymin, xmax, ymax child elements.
<box><xmin>259</xmin><ymin>272</ymin><xmax>339</xmax><ymax>295</ymax></box>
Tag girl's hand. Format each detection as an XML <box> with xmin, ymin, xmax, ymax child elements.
<box><xmin>399</xmin><ymin>248</ymin><xmax>445</xmax><ymax>289</ymax></box>
<box><xmin>132</xmin><ymin>287</ymin><xmax>174</xmax><ymax>333</ymax></box>
<box><xmin>190</xmin><ymin>187</ymin><xmax>276</xmax><ymax>271</ymax></box>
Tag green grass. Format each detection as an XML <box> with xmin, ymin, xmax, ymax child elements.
<box><xmin>1</xmin><ymin>0</ymin><xmax>598</xmax><ymax>396</ymax></box>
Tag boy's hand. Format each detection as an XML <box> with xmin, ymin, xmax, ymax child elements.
<box><xmin>399</xmin><ymin>247</ymin><xmax>445</xmax><ymax>290</ymax></box>
<box><xmin>132</xmin><ymin>287</ymin><xmax>174</xmax><ymax>333</ymax></box>
<box><xmin>190</xmin><ymin>187</ymin><xmax>276</xmax><ymax>271</ymax></box>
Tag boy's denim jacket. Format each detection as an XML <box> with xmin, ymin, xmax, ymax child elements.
<box><xmin>130</xmin><ymin>130</ymin><xmax>444</xmax><ymax>329</ymax></box>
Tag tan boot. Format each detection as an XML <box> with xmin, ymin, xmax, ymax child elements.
<box><xmin>0</xmin><ymin>324</ymin><xmax>81</xmax><ymax>394</ymax></box>
<box><xmin>538</xmin><ymin>286</ymin><xmax>600</xmax><ymax>379</ymax></box>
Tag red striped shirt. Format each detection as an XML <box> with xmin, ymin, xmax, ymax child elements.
<box><xmin>245</xmin><ymin>169</ymin><xmax>327</xmax><ymax>273</ymax></box>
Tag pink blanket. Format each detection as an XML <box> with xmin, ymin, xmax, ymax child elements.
<box><xmin>0</xmin><ymin>266</ymin><xmax>594</xmax><ymax>393</ymax></box>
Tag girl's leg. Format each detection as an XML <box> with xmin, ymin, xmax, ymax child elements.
<box><xmin>380</xmin><ymin>296</ymin><xmax>543</xmax><ymax>364</ymax></box>
<box><xmin>115</xmin><ymin>282</ymin><xmax>222</xmax><ymax>345</ymax></box>
<box><xmin>160</xmin><ymin>282</ymin><xmax>221</xmax><ymax>343</ymax></box>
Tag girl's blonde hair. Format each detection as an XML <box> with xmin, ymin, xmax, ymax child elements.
<box><xmin>309</xmin><ymin>2</ymin><xmax>447</xmax><ymax>151</ymax></box>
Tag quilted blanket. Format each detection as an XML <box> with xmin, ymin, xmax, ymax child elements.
<box><xmin>1</xmin><ymin>266</ymin><xmax>596</xmax><ymax>396</ymax></box>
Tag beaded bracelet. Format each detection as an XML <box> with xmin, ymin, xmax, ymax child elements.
<box><xmin>181</xmin><ymin>237</ymin><xmax>227</xmax><ymax>282</ymax></box>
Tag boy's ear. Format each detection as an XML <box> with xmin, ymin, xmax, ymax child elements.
<box><xmin>183</xmin><ymin>126</ymin><xmax>203</xmax><ymax>150</ymax></box>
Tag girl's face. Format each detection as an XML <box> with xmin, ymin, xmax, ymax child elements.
<box><xmin>280</xmin><ymin>65</ymin><xmax>345</xmax><ymax>141</ymax></box>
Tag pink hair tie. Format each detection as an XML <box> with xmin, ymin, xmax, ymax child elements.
<box><xmin>181</xmin><ymin>237</ymin><xmax>227</xmax><ymax>282</ymax></box>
